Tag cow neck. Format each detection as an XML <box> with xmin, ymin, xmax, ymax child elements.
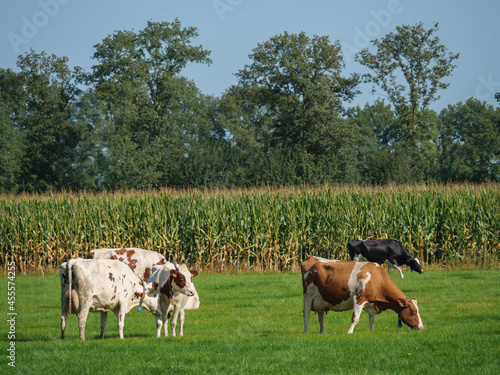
<box><xmin>397</xmin><ymin>296</ymin><xmax>410</xmax><ymax>328</ymax></box>
<box><xmin>166</xmin><ymin>275</ymin><xmax>174</xmax><ymax>298</ymax></box>
<box><xmin>138</xmin><ymin>278</ymin><xmax>147</xmax><ymax>312</ymax></box>
<box><xmin>163</xmin><ymin>261</ymin><xmax>179</xmax><ymax>299</ymax></box>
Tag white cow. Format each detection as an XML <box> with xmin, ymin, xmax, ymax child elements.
<box><xmin>89</xmin><ymin>247</ymin><xmax>201</xmax><ymax>337</ymax></box>
<box><xmin>60</xmin><ymin>258</ymin><xmax>197</xmax><ymax>340</ymax></box>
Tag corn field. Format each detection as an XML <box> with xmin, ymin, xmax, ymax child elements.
<box><xmin>1</xmin><ymin>184</ymin><xmax>499</xmax><ymax>273</ymax></box>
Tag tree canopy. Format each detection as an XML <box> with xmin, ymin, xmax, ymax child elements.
<box><xmin>0</xmin><ymin>21</ymin><xmax>497</xmax><ymax>193</ymax></box>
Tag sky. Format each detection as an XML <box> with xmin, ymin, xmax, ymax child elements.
<box><xmin>1</xmin><ymin>0</ymin><xmax>499</xmax><ymax>112</ymax></box>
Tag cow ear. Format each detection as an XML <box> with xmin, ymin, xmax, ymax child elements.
<box><xmin>190</xmin><ymin>270</ymin><xmax>198</xmax><ymax>278</ymax></box>
<box><xmin>399</xmin><ymin>299</ymin><xmax>407</xmax><ymax>307</ymax></box>
<box><xmin>170</xmin><ymin>269</ymin><xmax>179</xmax><ymax>277</ymax></box>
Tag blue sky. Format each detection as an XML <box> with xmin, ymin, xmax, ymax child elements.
<box><xmin>1</xmin><ymin>0</ymin><xmax>499</xmax><ymax>111</ymax></box>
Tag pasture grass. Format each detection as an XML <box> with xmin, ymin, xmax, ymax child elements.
<box><xmin>1</xmin><ymin>269</ymin><xmax>499</xmax><ymax>374</ymax></box>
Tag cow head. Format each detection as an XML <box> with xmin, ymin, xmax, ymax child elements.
<box><xmin>169</xmin><ymin>265</ymin><xmax>198</xmax><ymax>297</ymax></box>
<box><xmin>398</xmin><ymin>298</ymin><xmax>424</xmax><ymax>330</ymax></box>
<box><xmin>407</xmin><ymin>257</ymin><xmax>424</xmax><ymax>274</ymax></box>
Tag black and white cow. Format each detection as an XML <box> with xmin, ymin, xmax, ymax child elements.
<box><xmin>348</xmin><ymin>239</ymin><xmax>423</xmax><ymax>278</ymax></box>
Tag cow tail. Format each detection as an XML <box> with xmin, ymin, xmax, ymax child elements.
<box><xmin>67</xmin><ymin>260</ymin><xmax>80</xmax><ymax>314</ymax></box>
<box><xmin>68</xmin><ymin>260</ymin><xmax>73</xmax><ymax>314</ymax></box>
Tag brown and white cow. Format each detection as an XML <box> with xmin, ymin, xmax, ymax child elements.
<box><xmin>60</xmin><ymin>258</ymin><xmax>197</xmax><ymax>340</ymax></box>
<box><xmin>148</xmin><ymin>264</ymin><xmax>199</xmax><ymax>337</ymax></box>
<box><xmin>301</xmin><ymin>255</ymin><xmax>423</xmax><ymax>334</ymax></box>
<box><xmin>165</xmin><ymin>286</ymin><xmax>200</xmax><ymax>337</ymax></box>
<box><xmin>88</xmin><ymin>247</ymin><xmax>167</xmax><ymax>281</ymax></box>
<box><xmin>89</xmin><ymin>247</ymin><xmax>200</xmax><ymax>337</ymax></box>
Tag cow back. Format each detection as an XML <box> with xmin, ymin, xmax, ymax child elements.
<box><xmin>302</xmin><ymin>257</ymin><xmax>401</xmax><ymax>312</ymax></box>
<box><xmin>89</xmin><ymin>247</ymin><xmax>167</xmax><ymax>281</ymax></box>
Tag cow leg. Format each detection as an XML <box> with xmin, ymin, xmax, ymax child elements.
<box><xmin>396</xmin><ymin>265</ymin><xmax>404</xmax><ymax>278</ymax></box>
<box><xmin>347</xmin><ymin>300</ymin><xmax>367</xmax><ymax>334</ymax></box>
<box><xmin>115</xmin><ymin>307</ymin><xmax>126</xmax><ymax>339</ymax></box>
<box><xmin>163</xmin><ymin>314</ymin><xmax>169</xmax><ymax>337</ymax></box>
<box><xmin>302</xmin><ymin>293</ymin><xmax>314</xmax><ymax>333</ymax></box>
<box><xmin>155</xmin><ymin>315</ymin><xmax>164</xmax><ymax>338</ymax></box>
<box><xmin>369</xmin><ymin>313</ymin><xmax>376</xmax><ymax>331</ymax></box>
<box><xmin>170</xmin><ymin>306</ymin><xmax>181</xmax><ymax>337</ymax></box>
<box><xmin>389</xmin><ymin>263</ymin><xmax>404</xmax><ymax>278</ymax></box>
<box><xmin>100</xmin><ymin>311</ymin><xmax>108</xmax><ymax>339</ymax></box>
<box><xmin>61</xmin><ymin>293</ymin><xmax>68</xmax><ymax>340</ymax></box>
<box><xmin>78</xmin><ymin>307</ymin><xmax>89</xmax><ymax>341</ymax></box>
<box><xmin>60</xmin><ymin>311</ymin><xmax>67</xmax><ymax>340</ymax></box>
<box><xmin>178</xmin><ymin>309</ymin><xmax>185</xmax><ymax>337</ymax></box>
<box><xmin>318</xmin><ymin>311</ymin><xmax>326</xmax><ymax>334</ymax></box>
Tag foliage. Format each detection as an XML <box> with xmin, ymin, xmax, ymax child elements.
<box><xmin>356</xmin><ymin>22</ymin><xmax>459</xmax><ymax>144</ymax></box>
<box><xmin>347</xmin><ymin>100</ymin><xmax>441</xmax><ymax>183</ymax></box>
<box><xmin>223</xmin><ymin>31</ymin><xmax>360</xmax><ymax>184</ymax></box>
<box><xmin>0</xmin><ymin>22</ymin><xmax>497</xmax><ymax>192</ymax></box>
<box><xmin>0</xmin><ymin>51</ymin><xmax>87</xmax><ymax>192</ymax></box>
<box><xmin>87</xmin><ymin>19</ymin><xmax>213</xmax><ymax>189</ymax></box>
<box><xmin>6</xmin><ymin>270</ymin><xmax>500</xmax><ymax>374</ymax></box>
<box><xmin>0</xmin><ymin>102</ymin><xmax>24</xmax><ymax>193</ymax></box>
<box><xmin>439</xmin><ymin>98</ymin><xmax>500</xmax><ymax>182</ymax></box>
<box><xmin>1</xmin><ymin>184</ymin><xmax>498</xmax><ymax>273</ymax></box>
<box><xmin>355</xmin><ymin>23</ymin><xmax>459</xmax><ymax>182</ymax></box>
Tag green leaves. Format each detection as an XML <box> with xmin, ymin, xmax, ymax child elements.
<box><xmin>0</xmin><ymin>22</ymin><xmax>495</xmax><ymax>191</ymax></box>
<box><xmin>88</xmin><ymin>19</ymin><xmax>214</xmax><ymax>190</ymax></box>
<box><xmin>355</xmin><ymin>22</ymin><xmax>459</xmax><ymax>148</ymax></box>
<box><xmin>439</xmin><ymin>98</ymin><xmax>500</xmax><ymax>182</ymax></box>
<box><xmin>224</xmin><ymin>31</ymin><xmax>361</xmax><ymax>185</ymax></box>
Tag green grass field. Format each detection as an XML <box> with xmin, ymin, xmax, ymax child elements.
<box><xmin>2</xmin><ymin>269</ymin><xmax>499</xmax><ymax>374</ymax></box>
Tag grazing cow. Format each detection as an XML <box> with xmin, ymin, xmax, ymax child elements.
<box><xmin>348</xmin><ymin>239</ymin><xmax>423</xmax><ymax>278</ymax></box>
<box><xmin>89</xmin><ymin>247</ymin><xmax>200</xmax><ymax>337</ymax></box>
<box><xmin>60</xmin><ymin>258</ymin><xmax>197</xmax><ymax>340</ymax></box>
<box><xmin>88</xmin><ymin>247</ymin><xmax>167</xmax><ymax>281</ymax></box>
<box><xmin>301</xmin><ymin>255</ymin><xmax>423</xmax><ymax>334</ymax></box>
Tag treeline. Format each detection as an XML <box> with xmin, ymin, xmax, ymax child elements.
<box><xmin>0</xmin><ymin>20</ymin><xmax>499</xmax><ymax>193</ymax></box>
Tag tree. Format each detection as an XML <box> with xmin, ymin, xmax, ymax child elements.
<box><xmin>355</xmin><ymin>23</ymin><xmax>458</xmax><ymax>168</ymax></box>
<box><xmin>226</xmin><ymin>31</ymin><xmax>360</xmax><ymax>184</ymax></box>
<box><xmin>0</xmin><ymin>51</ymin><xmax>88</xmax><ymax>192</ymax></box>
<box><xmin>439</xmin><ymin>98</ymin><xmax>500</xmax><ymax>182</ymax></box>
<box><xmin>0</xmin><ymin>102</ymin><xmax>24</xmax><ymax>193</ymax></box>
<box><xmin>88</xmin><ymin>19</ymin><xmax>212</xmax><ymax>189</ymax></box>
<box><xmin>346</xmin><ymin>100</ymin><xmax>398</xmax><ymax>184</ymax></box>
<box><xmin>355</xmin><ymin>23</ymin><xmax>457</xmax><ymax>182</ymax></box>
<box><xmin>0</xmin><ymin>68</ymin><xmax>25</xmax><ymax>193</ymax></box>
